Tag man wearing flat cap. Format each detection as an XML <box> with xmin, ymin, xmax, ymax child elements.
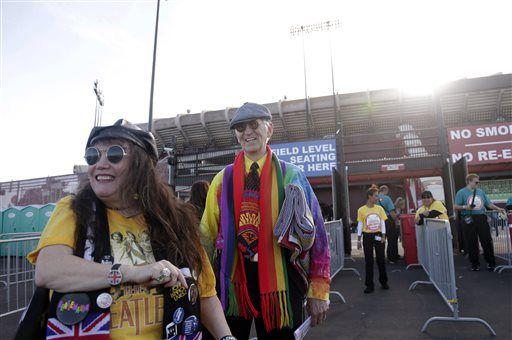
<box><xmin>200</xmin><ymin>103</ymin><xmax>330</xmax><ymax>339</ymax></box>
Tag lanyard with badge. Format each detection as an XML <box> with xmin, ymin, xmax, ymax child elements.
<box><xmin>464</xmin><ymin>189</ymin><xmax>477</xmax><ymax>224</ymax></box>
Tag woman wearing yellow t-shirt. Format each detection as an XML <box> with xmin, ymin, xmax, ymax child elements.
<box><xmin>415</xmin><ymin>190</ymin><xmax>448</xmax><ymax>225</ymax></box>
<box><xmin>357</xmin><ymin>186</ymin><xmax>389</xmax><ymax>294</ymax></box>
<box><xmin>25</xmin><ymin>120</ymin><xmax>234</xmax><ymax>340</ymax></box>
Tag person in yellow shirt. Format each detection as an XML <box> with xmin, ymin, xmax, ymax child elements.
<box><xmin>357</xmin><ymin>186</ymin><xmax>389</xmax><ymax>294</ymax></box>
<box><xmin>415</xmin><ymin>190</ymin><xmax>448</xmax><ymax>225</ymax></box>
<box><xmin>23</xmin><ymin>120</ymin><xmax>234</xmax><ymax>340</ymax></box>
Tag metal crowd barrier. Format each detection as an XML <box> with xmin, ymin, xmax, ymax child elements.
<box><xmin>0</xmin><ymin>232</ymin><xmax>42</xmax><ymax>239</ymax></box>
<box><xmin>325</xmin><ymin>219</ymin><xmax>360</xmax><ymax>303</ymax></box>
<box><xmin>405</xmin><ymin>221</ymin><xmax>426</xmax><ymax>271</ymax></box>
<box><xmin>0</xmin><ymin>235</ymin><xmax>40</xmax><ymax>319</ymax></box>
<box><xmin>409</xmin><ymin>219</ymin><xmax>496</xmax><ymax>336</ymax></box>
<box><xmin>486</xmin><ymin>211</ymin><xmax>512</xmax><ymax>274</ymax></box>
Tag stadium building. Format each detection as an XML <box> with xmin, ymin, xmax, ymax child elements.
<box><xmin>149</xmin><ymin>73</ymin><xmax>511</xmax><ymax>217</ymax></box>
<box><xmin>1</xmin><ymin>73</ymin><xmax>511</xmax><ymax>224</ymax></box>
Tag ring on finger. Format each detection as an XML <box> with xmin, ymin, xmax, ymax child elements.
<box><xmin>155</xmin><ymin>267</ymin><xmax>171</xmax><ymax>282</ymax></box>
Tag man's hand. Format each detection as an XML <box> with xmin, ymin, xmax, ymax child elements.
<box><xmin>307</xmin><ymin>298</ymin><xmax>329</xmax><ymax>327</ymax></box>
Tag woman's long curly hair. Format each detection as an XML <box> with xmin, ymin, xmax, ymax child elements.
<box><xmin>71</xmin><ymin>141</ymin><xmax>202</xmax><ymax>275</ymax></box>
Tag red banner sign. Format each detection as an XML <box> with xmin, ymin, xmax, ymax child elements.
<box><xmin>447</xmin><ymin>122</ymin><xmax>512</xmax><ymax>165</ymax></box>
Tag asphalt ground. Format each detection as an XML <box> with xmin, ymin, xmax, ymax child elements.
<box><xmin>1</xmin><ymin>239</ymin><xmax>511</xmax><ymax>339</ymax></box>
<box><xmin>306</xmin><ymin>242</ymin><xmax>512</xmax><ymax>340</ymax></box>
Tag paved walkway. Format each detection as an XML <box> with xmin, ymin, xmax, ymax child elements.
<box><xmin>2</xmin><ymin>247</ymin><xmax>511</xmax><ymax>339</ymax></box>
<box><xmin>306</xmin><ymin>247</ymin><xmax>512</xmax><ymax>339</ymax></box>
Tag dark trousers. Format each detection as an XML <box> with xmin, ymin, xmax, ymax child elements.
<box><xmin>204</xmin><ymin>259</ymin><xmax>305</xmax><ymax>340</ymax></box>
<box><xmin>462</xmin><ymin>214</ymin><xmax>495</xmax><ymax>267</ymax></box>
<box><xmin>457</xmin><ymin>213</ymin><xmax>467</xmax><ymax>253</ymax></box>
<box><xmin>226</xmin><ymin>314</ymin><xmax>296</xmax><ymax>340</ymax></box>
<box><xmin>363</xmin><ymin>233</ymin><xmax>388</xmax><ymax>288</ymax></box>
<box><xmin>385</xmin><ymin>219</ymin><xmax>399</xmax><ymax>262</ymax></box>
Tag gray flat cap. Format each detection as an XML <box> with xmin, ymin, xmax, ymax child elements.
<box><xmin>229</xmin><ymin>102</ymin><xmax>272</xmax><ymax>129</ymax></box>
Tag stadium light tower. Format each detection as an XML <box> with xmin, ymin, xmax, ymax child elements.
<box><xmin>290</xmin><ymin>19</ymin><xmax>341</xmax><ymax>141</ymax></box>
<box><xmin>290</xmin><ymin>24</ymin><xmax>312</xmax><ymax>137</ymax></box>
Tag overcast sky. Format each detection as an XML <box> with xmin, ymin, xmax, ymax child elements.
<box><xmin>1</xmin><ymin>0</ymin><xmax>511</xmax><ymax>182</ymax></box>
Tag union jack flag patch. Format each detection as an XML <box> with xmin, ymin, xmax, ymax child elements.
<box><xmin>47</xmin><ymin>312</ymin><xmax>110</xmax><ymax>339</ymax></box>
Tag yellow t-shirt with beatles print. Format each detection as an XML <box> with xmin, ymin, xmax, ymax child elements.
<box><xmin>28</xmin><ymin>196</ymin><xmax>216</xmax><ymax>340</ymax></box>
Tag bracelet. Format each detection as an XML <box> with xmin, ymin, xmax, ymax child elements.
<box><xmin>107</xmin><ymin>264</ymin><xmax>123</xmax><ymax>286</ymax></box>
<box><xmin>220</xmin><ymin>336</ymin><xmax>237</xmax><ymax>340</ymax></box>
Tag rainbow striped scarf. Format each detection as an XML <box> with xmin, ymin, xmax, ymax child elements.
<box><xmin>218</xmin><ymin>146</ymin><xmax>293</xmax><ymax>331</ymax></box>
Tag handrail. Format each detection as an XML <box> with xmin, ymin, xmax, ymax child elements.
<box><xmin>0</xmin><ymin>236</ymin><xmax>41</xmax><ymax>243</ymax></box>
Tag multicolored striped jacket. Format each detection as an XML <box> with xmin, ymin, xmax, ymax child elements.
<box><xmin>200</xmin><ymin>153</ymin><xmax>331</xmax><ymax>301</ymax></box>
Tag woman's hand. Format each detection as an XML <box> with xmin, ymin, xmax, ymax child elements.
<box><xmin>125</xmin><ymin>260</ymin><xmax>188</xmax><ymax>288</ymax></box>
<box><xmin>200</xmin><ymin>296</ymin><xmax>232</xmax><ymax>339</ymax></box>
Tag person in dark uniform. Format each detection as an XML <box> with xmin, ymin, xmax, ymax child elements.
<box><xmin>454</xmin><ymin>173</ymin><xmax>505</xmax><ymax>271</ymax></box>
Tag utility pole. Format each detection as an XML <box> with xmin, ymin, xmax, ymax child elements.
<box><xmin>148</xmin><ymin>0</ymin><xmax>162</xmax><ymax>132</ymax></box>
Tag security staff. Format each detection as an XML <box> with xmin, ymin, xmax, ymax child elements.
<box><xmin>415</xmin><ymin>190</ymin><xmax>448</xmax><ymax>225</ymax></box>
<box><xmin>357</xmin><ymin>186</ymin><xmax>389</xmax><ymax>294</ymax></box>
<box><xmin>454</xmin><ymin>174</ymin><xmax>505</xmax><ymax>271</ymax></box>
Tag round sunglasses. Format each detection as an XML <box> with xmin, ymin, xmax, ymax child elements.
<box><xmin>84</xmin><ymin>145</ymin><xmax>128</xmax><ymax>165</ymax></box>
<box><xmin>234</xmin><ymin>120</ymin><xmax>260</xmax><ymax>133</ymax></box>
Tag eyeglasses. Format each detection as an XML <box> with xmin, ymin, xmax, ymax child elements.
<box><xmin>234</xmin><ymin>120</ymin><xmax>260</xmax><ymax>133</ymax></box>
<box><xmin>84</xmin><ymin>145</ymin><xmax>128</xmax><ymax>165</ymax></box>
